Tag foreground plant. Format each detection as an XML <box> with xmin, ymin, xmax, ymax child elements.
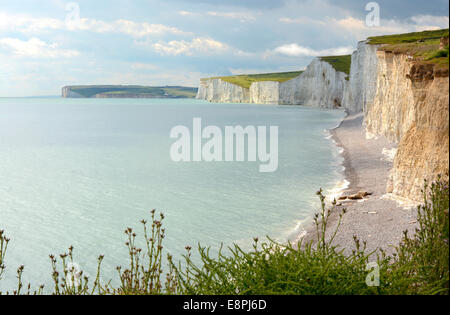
<box><xmin>169</xmin><ymin>189</ymin><xmax>387</xmax><ymax>295</ymax></box>
<box><xmin>0</xmin><ymin>179</ymin><xmax>448</xmax><ymax>295</ymax></box>
<box><xmin>386</xmin><ymin>178</ymin><xmax>449</xmax><ymax>294</ymax></box>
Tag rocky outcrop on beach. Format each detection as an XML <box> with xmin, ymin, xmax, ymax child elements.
<box><xmin>197</xmin><ymin>57</ymin><xmax>349</xmax><ymax>109</ymax></box>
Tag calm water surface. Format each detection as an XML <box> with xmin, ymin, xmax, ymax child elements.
<box><xmin>0</xmin><ymin>97</ymin><xmax>345</xmax><ymax>291</ymax></box>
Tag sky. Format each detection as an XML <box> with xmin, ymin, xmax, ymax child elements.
<box><xmin>0</xmin><ymin>0</ymin><xmax>448</xmax><ymax>96</ymax></box>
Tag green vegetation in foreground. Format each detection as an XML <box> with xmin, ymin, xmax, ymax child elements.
<box><xmin>65</xmin><ymin>85</ymin><xmax>198</xmax><ymax>98</ymax></box>
<box><xmin>0</xmin><ymin>179</ymin><xmax>448</xmax><ymax>295</ymax></box>
<box><xmin>319</xmin><ymin>55</ymin><xmax>352</xmax><ymax>76</ymax></box>
<box><xmin>367</xmin><ymin>29</ymin><xmax>449</xmax><ymax>66</ymax></box>
<box><xmin>203</xmin><ymin>71</ymin><xmax>304</xmax><ymax>89</ymax></box>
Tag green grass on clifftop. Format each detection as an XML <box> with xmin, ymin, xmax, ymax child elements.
<box><xmin>367</xmin><ymin>29</ymin><xmax>449</xmax><ymax>67</ymax></box>
<box><xmin>319</xmin><ymin>55</ymin><xmax>352</xmax><ymax>76</ymax></box>
<box><xmin>367</xmin><ymin>29</ymin><xmax>449</xmax><ymax>45</ymax></box>
<box><xmin>203</xmin><ymin>71</ymin><xmax>304</xmax><ymax>89</ymax></box>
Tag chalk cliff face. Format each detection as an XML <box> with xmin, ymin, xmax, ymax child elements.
<box><xmin>197</xmin><ymin>58</ymin><xmax>348</xmax><ymax>109</ymax></box>
<box><xmin>363</xmin><ymin>50</ymin><xmax>449</xmax><ymax>201</ymax></box>
<box><xmin>62</xmin><ymin>86</ymin><xmax>83</xmax><ymax>98</ymax></box>
<box><xmin>343</xmin><ymin>41</ymin><xmax>379</xmax><ymax>113</ymax></box>
<box><xmin>280</xmin><ymin>58</ymin><xmax>348</xmax><ymax>108</ymax></box>
<box><xmin>197</xmin><ymin>39</ymin><xmax>448</xmax><ymax>202</ymax></box>
<box><xmin>249</xmin><ymin>81</ymin><xmax>280</xmax><ymax>104</ymax></box>
<box><xmin>197</xmin><ymin>79</ymin><xmax>250</xmax><ymax>103</ymax></box>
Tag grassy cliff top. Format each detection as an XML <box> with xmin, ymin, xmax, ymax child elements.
<box><xmin>65</xmin><ymin>85</ymin><xmax>198</xmax><ymax>98</ymax></box>
<box><xmin>367</xmin><ymin>29</ymin><xmax>449</xmax><ymax>45</ymax></box>
<box><xmin>367</xmin><ymin>29</ymin><xmax>449</xmax><ymax>68</ymax></box>
<box><xmin>202</xmin><ymin>55</ymin><xmax>352</xmax><ymax>88</ymax></box>
<box><xmin>202</xmin><ymin>71</ymin><xmax>304</xmax><ymax>89</ymax></box>
<box><xmin>319</xmin><ymin>55</ymin><xmax>352</xmax><ymax>75</ymax></box>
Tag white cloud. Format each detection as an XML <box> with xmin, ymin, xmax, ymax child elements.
<box><xmin>330</xmin><ymin>16</ymin><xmax>449</xmax><ymax>40</ymax></box>
<box><xmin>279</xmin><ymin>17</ymin><xmax>326</xmax><ymax>26</ymax></box>
<box><xmin>273</xmin><ymin>44</ymin><xmax>354</xmax><ymax>57</ymax></box>
<box><xmin>130</xmin><ymin>63</ymin><xmax>159</xmax><ymax>71</ymax></box>
<box><xmin>0</xmin><ymin>12</ymin><xmax>64</xmax><ymax>33</ymax></box>
<box><xmin>176</xmin><ymin>10</ymin><xmax>256</xmax><ymax>23</ymax></box>
<box><xmin>178</xmin><ymin>11</ymin><xmax>197</xmax><ymax>17</ymax></box>
<box><xmin>151</xmin><ymin>38</ymin><xmax>231</xmax><ymax>56</ymax></box>
<box><xmin>0</xmin><ymin>37</ymin><xmax>79</xmax><ymax>58</ymax></box>
<box><xmin>0</xmin><ymin>11</ymin><xmax>190</xmax><ymax>38</ymax></box>
<box><xmin>279</xmin><ymin>14</ymin><xmax>449</xmax><ymax>41</ymax></box>
<box><xmin>70</xmin><ymin>18</ymin><xmax>192</xmax><ymax>37</ymax></box>
<box><xmin>410</xmin><ymin>15</ymin><xmax>449</xmax><ymax>28</ymax></box>
<box><xmin>207</xmin><ymin>11</ymin><xmax>256</xmax><ymax>23</ymax></box>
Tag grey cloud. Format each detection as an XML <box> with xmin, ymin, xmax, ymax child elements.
<box><xmin>324</xmin><ymin>0</ymin><xmax>449</xmax><ymax>19</ymax></box>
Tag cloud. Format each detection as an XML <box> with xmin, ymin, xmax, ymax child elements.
<box><xmin>177</xmin><ymin>10</ymin><xmax>256</xmax><ymax>22</ymax></box>
<box><xmin>0</xmin><ymin>12</ymin><xmax>63</xmax><ymax>33</ymax></box>
<box><xmin>0</xmin><ymin>11</ymin><xmax>190</xmax><ymax>38</ymax></box>
<box><xmin>168</xmin><ymin>0</ymin><xmax>285</xmax><ymax>9</ymax></box>
<box><xmin>207</xmin><ymin>11</ymin><xmax>256</xmax><ymax>23</ymax></box>
<box><xmin>325</xmin><ymin>0</ymin><xmax>449</xmax><ymax>20</ymax></box>
<box><xmin>273</xmin><ymin>44</ymin><xmax>354</xmax><ymax>57</ymax></box>
<box><xmin>331</xmin><ymin>16</ymin><xmax>449</xmax><ymax>40</ymax></box>
<box><xmin>0</xmin><ymin>37</ymin><xmax>79</xmax><ymax>58</ymax></box>
<box><xmin>178</xmin><ymin>10</ymin><xmax>197</xmax><ymax>16</ymax></box>
<box><xmin>70</xmin><ymin>19</ymin><xmax>192</xmax><ymax>37</ymax></box>
<box><xmin>130</xmin><ymin>63</ymin><xmax>159</xmax><ymax>71</ymax></box>
<box><xmin>278</xmin><ymin>13</ymin><xmax>448</xmax><ymax>41</ymax></box>
<box><xmin>151</xmin><ymin>38</ymin><xmax>232</xmax><ymax>56</ymax></box>
<box><xmin>279</xmin><ymin>17</ymin><xmax>327</xmax><ymax>26</ymax></box>
<box><xmin>410</xmin><ymin>15</ymin><xmax>449</xmax><ymax>30</ymax></box>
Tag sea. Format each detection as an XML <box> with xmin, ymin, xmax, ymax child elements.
<box><xmin>0</xmin><ymin>97</ymin><xmax>346</xmax><ymax>291</ymax></box>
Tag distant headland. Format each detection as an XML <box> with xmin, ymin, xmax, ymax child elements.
<box><xmin>62</xmin><ymin>85</ymin><xmax>198</xmax><ymax>98</ymax></box>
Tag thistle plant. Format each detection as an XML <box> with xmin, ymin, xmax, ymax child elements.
<box><xmin>0</xmin><ymin>179</ymin><xmax>448</xmax><ymax>295</ymax></box>
<box><xmin>49</xmin><ymin>245</ymin><xmax>104</xmax><ymax>295</ymax></box>
<box><xmin>0</xmin><ymin>230</ymin><xmax>9</xmax><ymax>281</ymax></box>
<box><xmin>111</xmin><ymin>210</ymin><xmax>176</xmax><ymax>295</ymax></box>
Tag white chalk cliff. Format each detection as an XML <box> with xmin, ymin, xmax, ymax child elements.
<box><xmin>197</xmin><ymin>57</ymin><xmax>349</xmax><ymax>109</ymax></box>
<box><xmin>279</xmin><ymin>58</ymin><xmax>348</xmax><ymax>107</ymax></box>
<box><xmin>342</xmin><ymin>41</ymin><xmax>380</xmax><ymax>113</ymax></box>
<box><xmin>345</xmin><ymin>40</ymin><xmax>448</xmax><ymax>201</ymax></box>
<box><xmin>197</xmin><ymin>79</ymin><xmax>249</xmax><ymax>103</ymax></box>
<box><xmin>197</xmin><ymin>35</ymin><xmax>449</xmax><ymax>202</ymax></box>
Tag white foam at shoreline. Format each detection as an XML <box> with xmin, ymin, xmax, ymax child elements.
<box><xmin>326</xmin><ymin>179</ymin><xmax>350</xmax><ymax>202</ymax></box>
<box><xmin>290</xmin><ymin>116</ymin><xmax>351</xmax><ymax>243</ymax></box>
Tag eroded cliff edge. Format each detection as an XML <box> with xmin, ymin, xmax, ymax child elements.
<box><xmin>367</xmin><ymin>52</ymin><xmax>449</xmax><ymax>201</ymax></box>
<box><xmin>345</xmin><ymin>34</ymin><xmax>449</xmax><ymax>202</ymax></box>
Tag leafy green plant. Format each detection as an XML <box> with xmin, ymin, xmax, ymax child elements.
<box><xmin>426</xmin><ymin>46</ymin><xmax>449</xmax><ymax>61</ymax></box>
<box><xmin>0</xmin><ymin>179</ymin><xmax>448</xmax><ymax>295</ymax></box>
<box><xmin>0</xmin><ymin>230</ymin><xmax>9</xmax><ymax>282</ymax></box>
<box><xmin>386</xmin><ymin>178</ymin><xmax>449</xmax><ymax>295</ymax></box>
<box><xmin>169</xmin><ymin>190</ymin><xmax>387</xmax><ymax>295</ymax></box>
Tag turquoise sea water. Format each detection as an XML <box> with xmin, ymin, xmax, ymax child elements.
<box><xmin>0</xmin><ymin>97</ymin><xmax>346</xmax><ymax>291</ymax></box>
